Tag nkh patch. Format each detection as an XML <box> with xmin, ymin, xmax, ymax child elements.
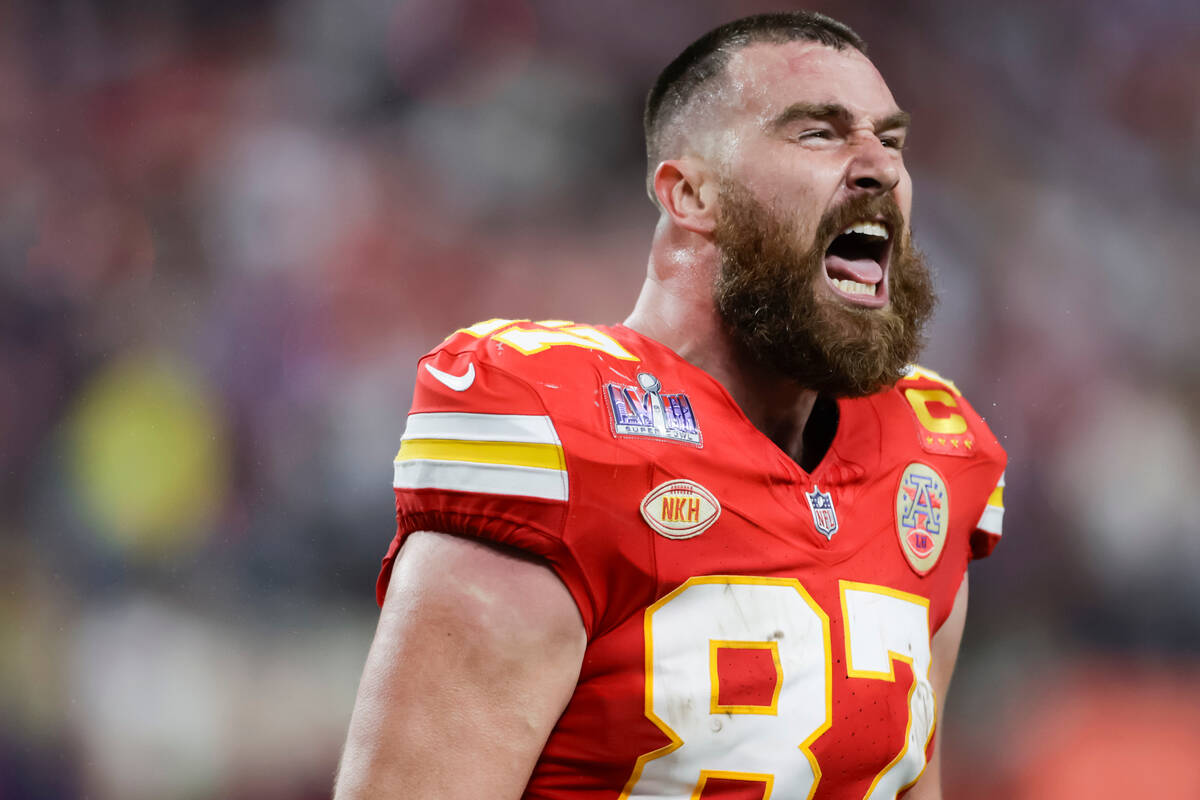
<box><xmin>640</xmin><ymin>480</ymin><xmax>720</xmax><ymax>539</ymax></box>
<box><xmin>804</xmin><ymin>485</ymin><xmax>839</xmax><ymax>540</ymax></box>
<box><xmin>895</xmin><ymin>462</ymin><xmax>950</xmax><ymax>575</ymax></box>
<box><xmin>606</xmin><ymin>372</ymin><xmax>701</xmax><ymax>445</ymax></box>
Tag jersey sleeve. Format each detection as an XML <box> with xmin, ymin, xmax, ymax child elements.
<box><xmin>376</xmin><ymin>327</ymin><xmax>597</xmax><ymax>630</ymax></box>
<box><xmin>953</xmin><ymin>392</ymin><xmax>1007</xmax><ymax>561</ymax></box>
<box><xmin>970</xmin><ymin>470</ymin><xmax>1005</xmax><ymax>559</ymax></box>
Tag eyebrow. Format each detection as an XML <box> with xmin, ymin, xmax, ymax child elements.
<box><xmin>770</xmin><ymin>102</ymin><xmax>911</xmax><ymax>134</ymax></box>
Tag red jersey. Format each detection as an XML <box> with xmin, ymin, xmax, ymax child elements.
<box><xmin>378</xmin><ymin>319</ymin><xmax>1007</xmax><ymax>800</ymax></box>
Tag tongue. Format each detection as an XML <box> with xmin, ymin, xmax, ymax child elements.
<box><xmin>824</xmin><ymin>255</ymin><xmax>883</xmax><ymax>285</ymax></box>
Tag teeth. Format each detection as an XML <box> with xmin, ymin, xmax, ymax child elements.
<box><xmin>833</xmin><ymin>278</ymin><xmax>877</xmax><ymax>296</ymax></box>
<box><xmin>841</xmin><ymin>221</ymin><xmax>889</xmax><ymax>240</ymax></box>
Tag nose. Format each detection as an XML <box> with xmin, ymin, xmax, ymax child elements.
<box><xmin>845</xmin><ymin>135</ymin><xmax>900</xmax><ymax>194</ymax></box>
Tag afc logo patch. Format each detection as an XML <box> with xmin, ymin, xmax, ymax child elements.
<box><xmin>895</xmin><ymin>462</ymin><xmax>950</xmax><ymax>575</ymax></box>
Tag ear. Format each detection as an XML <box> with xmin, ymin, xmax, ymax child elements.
<box><xmin>652</xmin><ymin>159</ymin><xmax>720</xmax><ymax>234</ymax></box>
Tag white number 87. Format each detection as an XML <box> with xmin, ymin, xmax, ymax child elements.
<box><xmin>618</xmin><ymin>576</ymin><xmax>933</xmax><ymax>800</ymax></box>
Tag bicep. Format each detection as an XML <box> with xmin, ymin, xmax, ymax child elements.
<box><xmin>906</xmin><ymin>574</ymin><xmax>969</xmax><ymax>800</ymax></box>
<box><xmin>335</xmin><ymin>531</ymin><xmax>587</xmax><ymax>800</ymax></box>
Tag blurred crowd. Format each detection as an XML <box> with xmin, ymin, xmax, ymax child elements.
<box><xmin>2</xmin><ymin>0</ymin><xmax>1198</xmax><ymax>797</ymax></box>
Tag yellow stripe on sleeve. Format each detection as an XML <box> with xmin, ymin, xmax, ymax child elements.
<box><xmin>987</xmin><ymin>484</ymin><xmax>1004</xmax><ymax>508</ymax></box>
<box><xmin>396</xmin><ymin>438</ymin><xmax>566</xmax><ymax>471</ymax></box>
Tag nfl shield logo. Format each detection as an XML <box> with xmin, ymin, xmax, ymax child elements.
<box><xmin>805</xmin><ymin>485</ymin><xmax>839</xmax><ymax>540</ymax></box>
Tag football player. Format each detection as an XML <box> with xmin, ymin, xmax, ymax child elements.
<box><xmin>336</xmin><ymin>11</ymin><xmax>1006</xmax><ymax>800</ymax></box>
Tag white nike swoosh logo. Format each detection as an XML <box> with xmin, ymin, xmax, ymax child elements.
<box><xmin>424</xmin><ymin>361</ymin><xmax>476</xmax><ymax>392</ymax></box>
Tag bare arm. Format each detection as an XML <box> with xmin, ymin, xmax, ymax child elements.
<box><xmin>906</xmin><ymin>574</ymin><xmax>969</xmax><ymax>800</ymax></box>
<box><xmin>334</xmin><ymin>531</ymin><xmax>588</xmax><ymax>800</ymax></box>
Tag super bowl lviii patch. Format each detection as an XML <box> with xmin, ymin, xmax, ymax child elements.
<box><xmin>606</xmin><ymin>372</ymin><xmax>701</xmax><ymax>445</ymax></box>
<box><xmin>641</xmin><ymin>479</ymin><xmax>720</xmax><ymax>539</ymax></box>
<box><xmin>895</xmin><ymin>462</ymin><xmax>950</xmax><ymax>574</ymax></box>
<box><xmin>804</xmin><ymin>485</ymin><xmax>839</xmax><ymax>540</ymax></box>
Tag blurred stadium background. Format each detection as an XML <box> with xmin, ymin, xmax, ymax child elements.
<box><xmin>2</xmin><ymin>0</ymin><xmax>1199</xmax><ymax>797</ymax></box>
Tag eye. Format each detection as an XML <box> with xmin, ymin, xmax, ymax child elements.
<box><xmin>798</xmin><ymin>129</ymin><xmax>833</xmax><ymax>142</ymax></box>
<box><xmin>880</xmin><ymin>134</ymin><xmax>907</xmax><ymax>150</ymax></box>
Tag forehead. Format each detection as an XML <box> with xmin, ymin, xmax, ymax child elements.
<box><xmin>722</xmin><ymin>41</ymin><xmax>900</xmax><ymax>124</ymax></box>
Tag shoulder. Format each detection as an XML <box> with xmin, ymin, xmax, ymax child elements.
<box><xmin>881</xmin><ymin>365</ymin><xmax>1009</xmax><ymax>560</ymax></box>
<box><xmin>861</xmin><ymin>365</ymin><xmax>1009</xmax><ymax>563</ymax></box>
<box><xmin>392</xmin><ymin>319</ymin><xmax>671</xmax><ymax>633</ymax></box>
<box><xmin>414</xmin><ymin>318</ymin><xmax>642</xmax><ymax>411</ymax></box>
<box><xmin>434</xmin><ymin>318</ymin><xmax>641</xmax><ymax>365</ymax></box>
<box><xmin>868</xmin><ymin>364</ymin><xmax>1006</xmax><ymax>467</ymax></box>
<box><xmin>404</xmin><ymin>319</ymin><xmax>666</xmax><ymax>494</ymax></box>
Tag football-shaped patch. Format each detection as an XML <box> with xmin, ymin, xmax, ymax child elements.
<box><xmin>640</xmin><ymin>479</ymin><xmax>721</xmax><ymax>540</ymax></box>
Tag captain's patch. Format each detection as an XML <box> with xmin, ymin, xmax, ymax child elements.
<box><xmin>895</xmin><ymin>462</ymin><xmax>950</xmax><ymax>574</ymax></box>
<box><xmin>606</xmin><ymin>372</ymin><xmax>702</xmax><ymax>445</ymax></box>
<box><xmin>899</xmin><ymin>367</ymin><xmax>976</xmax><ymax>457</ymax></box>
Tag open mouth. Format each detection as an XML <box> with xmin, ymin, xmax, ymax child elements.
<box><xmin>823</xmin><ymin>220</ymin><xmax>891</xmax><ymax>308</ymax></box>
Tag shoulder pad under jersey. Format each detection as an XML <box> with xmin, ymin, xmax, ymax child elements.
<box><xmin>892</xmin><ymin>364</ymin><xmax>1007</xmax><ymax>558</ymax></box>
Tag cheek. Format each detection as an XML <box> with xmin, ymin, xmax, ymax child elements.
<box><xmin>751</xmin><ymin>165</ymin><xmax>836</xmax><ymax>242</ymax></box>
<box><xmin>729</xmin><ymin>146</ymin><xmax>831</xmax><ymax>201</ymax></box>
<box><xmin>896</xmin><ymin>172</ymin><xmax>914</xmax><ymax>217</ymax></box>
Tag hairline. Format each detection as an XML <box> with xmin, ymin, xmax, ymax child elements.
<box><xmin>644</xmin><ymin>14</ymin><xmax>868</xmax><ymax>202</ymax></box>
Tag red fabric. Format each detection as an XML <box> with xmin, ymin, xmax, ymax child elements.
<box><xmin>379</xmin><ymin>320</ymin><xmax>1007</xmax><ymax>799</ymax></box>
<box><xmin>715</xmin><ymin>647</ymin><xmax>779</xmax><ymax>708</ymax></box>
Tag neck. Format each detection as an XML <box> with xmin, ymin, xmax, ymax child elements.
<box><xmin>624</xmin><ymin>218</ymin><xmax>823</xmax><ymax>465</ymax></box>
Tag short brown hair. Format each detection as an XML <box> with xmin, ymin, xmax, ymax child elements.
<box><xmin>643</xmin><ymin>12</ymin><xmax>867</xmax><ymax>196</ymax></box>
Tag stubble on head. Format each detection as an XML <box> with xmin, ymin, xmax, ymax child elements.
<box><xmin>712</xmin><ymin>179</ymin><xmax>937</xmax><ymax>397</ymax></box>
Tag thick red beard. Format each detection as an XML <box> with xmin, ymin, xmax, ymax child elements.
<box><xmin>713</xmin><ymin>180</ymin><xmax>937</xmax><ymax>397</ymax></box>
